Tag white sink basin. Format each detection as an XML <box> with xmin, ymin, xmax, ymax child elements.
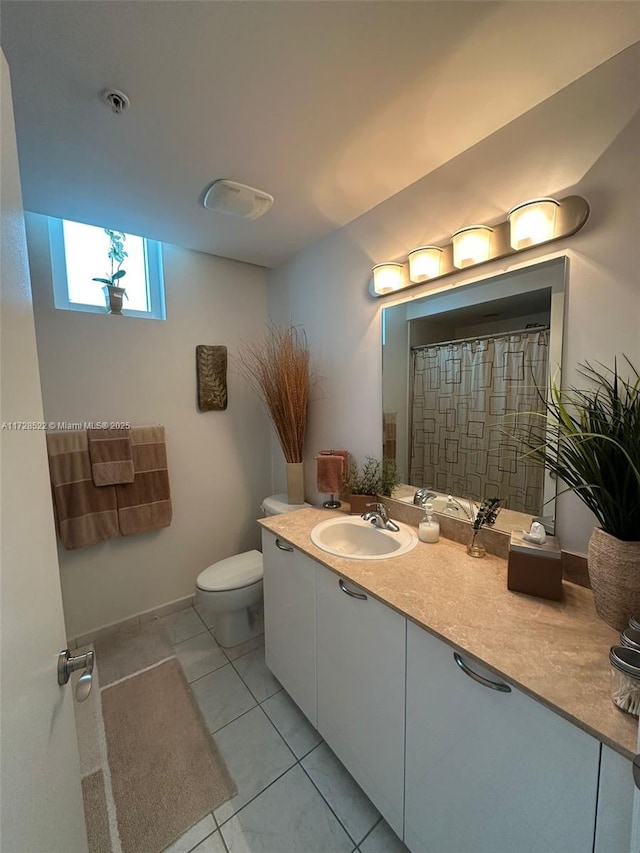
<box><xmin>310</xmin><ymin>516</ymin><xmax>418</xmax><ymax>560</ymax></box>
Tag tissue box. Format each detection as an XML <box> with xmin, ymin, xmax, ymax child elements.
<box><xmin>507</xmin><ymin>531</ymin><xmax>562</xmax><ymax>600</ymax></box>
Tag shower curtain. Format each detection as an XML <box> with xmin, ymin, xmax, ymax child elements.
<box><xmin>409</xmin><ymin>328</ymin><xmax>549</xmax><ymax>514</ymax></box>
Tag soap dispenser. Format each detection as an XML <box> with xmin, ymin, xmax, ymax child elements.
<box><xmin>419</xmin><ymin>502</ymin><xmax>440</xmax><ymax>543</ymax></box>
<box><xmin>444</xmin><ymin>495</ymin><xmax>458</xmax><ymax>515</ymax></box>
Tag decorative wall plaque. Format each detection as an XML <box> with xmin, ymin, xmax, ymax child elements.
<box><xmin>196</xmin><ymin>345</ymin><xmax>228</xmax><ymax>411</ymax></box>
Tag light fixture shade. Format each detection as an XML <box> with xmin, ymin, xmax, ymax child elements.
<box><xmin>372</xmin><ymin>263</ymin><xmax>404</xmax><ymax>295</ymax></box>
<box><xmin>451</xmin><ymin>226</ymin><xmax>493</xmax><ymax>269</ymax></box>
<box><xmin>408</xmin><ymin>246</ymin><xmax>443</xmax><ymax>282</ymax></box>
<box><xmin>508</xmin><ymin>198</ymin><xmax>559</xmax><ymax>250</ymax></box>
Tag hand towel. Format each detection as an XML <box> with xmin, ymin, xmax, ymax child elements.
<box><xmin>383</xmin><ymin>412</ymin><xmax>397</xmax><ymax>462</ymax></box>
<box><xmin>46</xmin><ymin>431</ymin><xmax>119</xmax><ymax>550</ymax></box>
<box><xmin>116</xmin><ymin>426</ymin><xmax>172</xmax><ymax>536</ymax></box>
<box><xmin>319</xmin><ymin>449</ymin><xmax>350</xmax><ymax>462</ymax></box>
<box><xmin>88</xmin><ymin>427</ymin><xmax>134</xmax><ymax>486</ymax></box>
<box><xmin>317</xmin><ymin>453</ymin><xmax>345</xmax><ymax>494</ymax></box>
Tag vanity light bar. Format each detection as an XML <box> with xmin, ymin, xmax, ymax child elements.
<box><xmin>370</xmin><ymin>195</ymin><xmax>589</xmax><ymax>297</ymax></box>
<box><xmin>372</xmin><ymin>262</ymin><xmax>405</xmax><ymax>294</ymax></box>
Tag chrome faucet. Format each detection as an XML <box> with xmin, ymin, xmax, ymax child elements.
<box><xmin>413</xmin><ymin>488</ymin><xmax>437</xmax><ymax>507</ymax></box>
<box><xmin>361</xmin><ymin>502</ymin><xmax>400</xmax><ymax>532</ymax></box>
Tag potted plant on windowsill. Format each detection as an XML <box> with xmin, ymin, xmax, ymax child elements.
<box><xmin>92</xmin><ymin>229</ymin><xmax>128</xmax><ymax>314</ymax></box>
<box><xmin>511</xmin><ymin>358</ymin><xmax>640</xmax><ymax>630</ymax></box>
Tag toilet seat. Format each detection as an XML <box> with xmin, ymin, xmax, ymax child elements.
<box><xmin>196</xmin><ymin>550</ymin><xmax>263</xmax><ymax>592</ymax></box>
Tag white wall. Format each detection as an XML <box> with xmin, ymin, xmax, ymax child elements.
<box><xmin>267</xmin><ymin>49</ymin><xmax>640</xmax><ymax>554</ymax></box>
<box><xmin>26</xmin><ymin>213</ymin><xmax>272</xmax><ymax>638</ymax></box>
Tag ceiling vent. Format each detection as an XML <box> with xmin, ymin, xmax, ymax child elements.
<box><xmin>101</xmin><ymin>89</ymin><xmax>130</xmax><ymax>114</ymax></box>
<box><xmin>202</xmin><ymin>180</ymin><xmax>274</xmax><ymax>220</ymax></box>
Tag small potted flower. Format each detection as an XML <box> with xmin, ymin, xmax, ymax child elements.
<box><xmin>344</xmin><ymin>456</ymin><xmax>382</xmax><ymax>514</ymax></box>
<box><xmin>92</xmin><ymin>229</ymin><xmax>128</xmax><ymax>314</ymax></box>
<box><xmin>467</xmin><ymin>497</ymin><xmax>503</xmax><ymax>558</ymax></box>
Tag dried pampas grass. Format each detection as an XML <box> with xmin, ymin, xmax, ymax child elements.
<box><xmin>238</xmin><ymin>324</ymin><xmax>312</xmax><ymax>463</ymax></box>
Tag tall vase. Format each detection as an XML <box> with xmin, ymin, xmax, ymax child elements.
<box><xmin>588</xmin><ymin>528</ymin><xmax>640</xmax><ymax>630</ymax></box>
<box><xmin>286</xmin><ymin>462</ymin><xmax>305</xmax><ymax>505</ymax></box>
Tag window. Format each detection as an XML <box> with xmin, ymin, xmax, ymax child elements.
<box><xmin>48</xmin><ymin>218</ymin><xmax>165</xmax><ymax>320</ymax></box>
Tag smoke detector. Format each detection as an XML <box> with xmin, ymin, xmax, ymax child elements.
<box><xmin>202</xmin><ymin>179</ymin><xmax>274</xmax><ymax>220</ymax></box>
<box><xmin>101</xmin><ymin>89</ymin><xmax>130</xmax><ymax>114</ymax></box>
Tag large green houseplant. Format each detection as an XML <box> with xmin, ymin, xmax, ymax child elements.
<box><xmin>513</xmin><ymin>358</ymin><xmax>640</xmax><ymax>629</ymax></box>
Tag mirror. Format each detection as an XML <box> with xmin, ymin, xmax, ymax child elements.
<box><xmin>382</xmin><ymin>257</ymin><xmax>566</xmax><ymax>534</ymax></box>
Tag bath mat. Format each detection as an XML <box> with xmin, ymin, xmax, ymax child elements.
<box><xmin>101</xmin><ymin>657</ymin><xmax>236</xmax><ymax>853</ymax></box>
<box><xmin>93</xmin><ymin>619</ymin><xmax>174</xmax><ymax>687</ymax></box>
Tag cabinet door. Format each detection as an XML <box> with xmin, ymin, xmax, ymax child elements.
<box><xmin>405</xmin><ymin>621</ymin><xmax>599</xmax><ymax>853</ymax></box>
<box><xmin>595</xmin><ymin>745</ymin><xmax>635</xmax><ymax>853</ymax></box>
<box><xmin>262</xmin><ymin>530</ymin><xmax>317</xmax><ymax>726</ymax></box>
<box><xmin>316</xmin><ymin>563</ymin><xmax>406</xmax><ymax>837</ymax></box>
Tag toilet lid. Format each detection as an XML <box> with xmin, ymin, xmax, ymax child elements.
<box><xmin>196</xmin><ymin>550</ymin><xmax>263</xmax><ymax>592</ymax></box>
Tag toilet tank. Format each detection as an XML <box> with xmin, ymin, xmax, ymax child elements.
<box><xmin>261</xmin><ymin>493</ymin><xmax>311</xmax><ymax>517</ymax></box>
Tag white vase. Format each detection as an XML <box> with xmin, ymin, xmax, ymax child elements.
<box><xmin>286</xmin><ymin>462</ymin><xmax>305</xmax><ymax>505</ymax></box>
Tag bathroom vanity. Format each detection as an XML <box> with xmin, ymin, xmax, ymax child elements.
<box><xmin>260</xmin><ymin>507</ymin><xmax>637</xmax><ymax>853</ymax></box>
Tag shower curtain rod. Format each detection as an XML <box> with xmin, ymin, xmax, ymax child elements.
<box><xmin>410</xmin><ymin>325</ymin><xmax>550</xmax><ymax>352</ymax></box>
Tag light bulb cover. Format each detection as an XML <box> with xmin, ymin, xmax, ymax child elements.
<box><xmin>408</xmin><ymin>246</ymin><xmax>443</xmax><ymax>282</ymax></box>
<box><xmin>372</xmin><ymin>263</ymin><xmax>404</xmax><ymax>294</ymax></box>
<box><xmin>451</xmin><ymin>226</ymin><xmax>493</xmax><ymax>269</ymax></box>
<box><xmin>508</xmin><ymin>198</ymin><xmax>559</xmax><ymax>250</ymax></box>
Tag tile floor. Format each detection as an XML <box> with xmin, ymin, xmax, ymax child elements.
<box><xmin>161</xmin><ymin>606</ymin><xmax>409</xmax><ymax>853</ymax></box>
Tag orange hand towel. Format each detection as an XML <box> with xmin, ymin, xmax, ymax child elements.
<box><xmin>317</xmin><ymin>454</ymin><xmax>344</xmax><ymax>494</ymax></box>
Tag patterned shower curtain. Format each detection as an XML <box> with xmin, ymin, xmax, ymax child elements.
<box><xmin>409</xmin><ymin>328</ymin><xmax>549</xmax><ymax>514</ymax></box>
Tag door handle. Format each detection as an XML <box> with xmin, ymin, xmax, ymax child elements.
<box><xmin>339</xmin><ymin>578</ymin><xmax>368</xmax><ymax>600</ymax></box>
<box><xmin>58</xmin><ymin>649</ymin><xmax>94</xmax><ymax>702</ymax></box>
<box><xmin>275</xmin><ymin>538</ymin><xmax>293</xmax><ymax>552</ymax></box>
<box><xmin>453</xmin><ymin>652</ymin><xmax>511</xmax><ymax>693</ymax></box>
<box><xmin>633</xmin><ymin>755</ymin><xmax>640</xmax><ymax>790</ymax></box>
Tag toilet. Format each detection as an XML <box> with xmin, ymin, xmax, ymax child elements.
<box><xmin>195</xmin><ymin>494</ymin><xmax>310</xmax><ymax>648</ymax></box>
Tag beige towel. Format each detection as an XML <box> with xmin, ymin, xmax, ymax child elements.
<box><xmin>116</xmin><ymin>426</ymin><xmax>172</xmax><ymax>536</ymax></box>
<box><xmin>383</xmin><ymin>413</ymin><xmax>397</xmax><ymax>462</ymax></box>
<box><xmin>46</xmin><ymin>431</ymin><xmax>119</xmax><ymax>550</ymax></box>
<box><xmin>88</xmin><ymin>427</ymin><xmax>134</xmax><ymax>486</ymax></box>
<box><xmin>317</xmin><ymin>454</ymin><xmax>345</xmax><ymax>494</ymax></box>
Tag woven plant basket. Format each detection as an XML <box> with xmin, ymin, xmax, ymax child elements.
<box><xmin>349</xmin><ymin>494</ymin><xmax>377</xmax><ymax>515</ymax></box>
<box><xmin>588</xmin><ymin>528</ymin><xmax>640</xmax><ymax>631</ymax></box>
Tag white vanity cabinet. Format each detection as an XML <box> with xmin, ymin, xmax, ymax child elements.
<box><xmin>262</xmin><ymin>530</ymin><xmax>317</xmax><ymax>725</ymax></box>
<box><xmin>315</xmin><ymin>563</ymin><xmax>406</xmax><ymax>838</ymax></box>
<box><xmin>404</xmin><ymin>621</ymin><xmax>600</xmax><ymax>853</ymax></box>
<box><xmin>594</xmin><ymin>745</ymin><xmax>635</xmax><ymax>853</ymax></box>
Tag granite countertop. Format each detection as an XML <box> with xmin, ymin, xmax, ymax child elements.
<box><xmin>259</xmin><ymin>507</ymin><xmax>637</xmax><ymax>760</ymax></box>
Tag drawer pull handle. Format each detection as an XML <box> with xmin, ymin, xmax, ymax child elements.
<box><xmin>275</xmin><ymin>538</ymin><xmax>293</xmax><ymax>552</ymax></box>
<box><xmin>339</xmin><ymin>578</ymin><xmax>367</xmax><ymax>600</ymax></box>
<box><xmin>453</xmin><ymin>652</ymin><xmax>511</xmax><ymax>693</ymax></box>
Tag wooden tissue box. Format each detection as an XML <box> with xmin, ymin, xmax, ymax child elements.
<box><xmin>507</xmin><ymin>531</ymin><xmax>562</xmax><ymax>601</ymax></box>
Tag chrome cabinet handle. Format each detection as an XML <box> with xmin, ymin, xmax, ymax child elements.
<box><xmin>275</xmin><ymin>538</ymin><xmax>293</xmax><ymax>552</ymax></box>
<box><xmin>339</xmin><ymin>578</ymin><xmax>367</xmax><ymax>600</ymax></box>
<box><xmin>453</xmin><ymin>652</ymin><xmax>511</xmax><ymax>693</ymax></box>
<box><xmin>633</xmin><ymin>755</ymin><xmax>640</xmax><ymax>790</ymax></box>
<box><xmin>58</xmin><ymin>649</ymin><xmax>95</xmax><ymax>702</ymax></box>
